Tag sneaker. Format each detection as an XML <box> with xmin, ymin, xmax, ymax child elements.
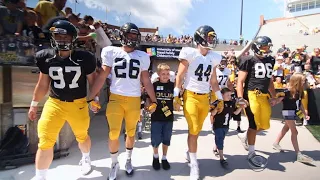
<box><xmin>297</xmin><ymin>153</ymin><xmax>314</xmax><ymax>164</ymax></box>
<box><xmin>162</xmin><ymin>159</ymin><xmax>171</xmax><ymax>170</ymax></box>
<box><xmin>238</xmin><ymin>133</ymin><xmax>248</xmax><ymax>151</ymax></box>
<box><xmin>138</xmin><ymin>132</ymin><xmax>142</xmax><ymax>140</ymax></box>
<box><xmin>247</xmin><ymin>152</ymin><xmax>267</xmax><ymax>168</ymax></box>
<box><xmin>125</xmin><ymin>159</ymin><xmax>134</xmax><ymax>176</ymax></box>
<box><xmin>108</xmin><ymin>162</ymin><xmax>119</xmax><ymax>180</ymax></box>
<box><xmin>190</xmin><ymin>163</ymin><xmax>200</xmax><ymax>180</ymax></box>
<box><xmin>237</xmin><ymin>126</ymin><xmax>243</xmax><ymax>133</ymax></box>
<box><xmin>273</xmin><ymin>143</ymin><xmax>284</xmax><ymax>152</ymax></box>
<box><xmin>79</xmin><ymin>156</ymin><xmax>92</xmax><ymax>175</ymax></box>
<box><xmin>152</xmin><ymin>157</ymin><xmax>160</xmax><ymax>170</ymax></box>
<box><xmin>303</xmin><ymin>120</ymin><xmax>308</xmax><ymax>126</ymax></box>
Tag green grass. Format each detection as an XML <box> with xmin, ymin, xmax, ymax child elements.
<box><xmin>306</xmin><ymin>125</ymin><xmax>320</xmax><ymax>142</ymax></box>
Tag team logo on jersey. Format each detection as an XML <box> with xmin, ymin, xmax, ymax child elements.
<box><xmin>157</xmin><ymin>86</ymin><xmax>164</xmax><ymax>90</ymax></box>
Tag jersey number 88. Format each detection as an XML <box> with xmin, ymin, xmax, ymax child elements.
<box><xmin>255</xmin><ymin>63</ymin><xmax>273</xmax><ymax>79</ymax></box>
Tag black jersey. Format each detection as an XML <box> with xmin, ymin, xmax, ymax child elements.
<box><xmin>213</xmin><ymin>101</ymin><xmax>236</xmax><ymax>129</ymax></box>
<box><xmin>151</xmin><ymin>81</ymin><xmax>174</xmax><ymax>122</ymax></box>
<box><xmin>35</xmin><ymin>49</ymin><xmax>96</xmax><ymax>101</ymax></box>
<box><xmin>282</xmin><ymin>90</ymin><xmax>301</xmax><ymax>111</ymax></box>
<box><xmin>238</xmin><ymin>55</ymin><xmax>275</xmax><ymax>94</ymax></box>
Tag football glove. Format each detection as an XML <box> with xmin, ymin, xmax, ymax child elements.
<box><xmin>148</xmin><ymin>102</ymin><xmax>157</xmax><ymax>112</ymax></box>
<box><xmin>236</xmin><ymin>97</ymin><xmax>249</xmax><ymax>107</ymax></box>
<box><xmin>173</xmin><ymin>97</ymin><xmax>182</xmax><ymax>111</ymax></box>
<box><xmin>276</xmin><ymin>92</ymin><xmax>286</xmax><ymax>98</ymax></box>
<box><xmin>87</xmin><ymin>99</ymin><xmax>101</xmax><ymax>112</ymax></box>
<box><xmin>210</xmin><ymin>100</ymin><xmax>224</xmax><ymax>113</ymax></box>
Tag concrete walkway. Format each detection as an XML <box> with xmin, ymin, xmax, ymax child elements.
<box><xmin>1</xmin><ymin>111</ymin><xmax>320</xmax><ymax>180</ymax></box>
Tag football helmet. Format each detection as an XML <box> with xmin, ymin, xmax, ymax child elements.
<box><xmin>218</xmin><ymin>57</ymin><xmax>227</xmax><ymax>71</ymax></box>
<box><xmin>194</xmin><ymin>25</ymin><xmax>217</xmax><ymax>49</ymax></box>
<box><xmin>251</xmin><ymin>36</ymin><xmax>273</xmax><ymax>58</ymax></box>
<box><xmin>120</xmin><ymin>22</ymin><xmax>141</xmax><ymax>48</ymax></box>
<box><xmin>49</xmin><ymin>20</ymin><xmax>78</xmax><ymax>51</ymax></box>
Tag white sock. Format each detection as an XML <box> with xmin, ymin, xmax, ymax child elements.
<box><xmin>153</xmin><ymin>154</ymin><xmax>159</xmax><ymax>159</ymax></box>
<box><xmin>162</xmin><ymin>155</ymin><xmax>167</xmax><ymax>160</ymax></box>
<box><xmin>248</xmin><ymin>145</ymin><xmax>255</xmax><ymax>153</ymax></box>
<box><xmin>36</xmin><ymin>169</ymin><xmax>48</xmax><ymax>178</ymax></box>
<box><xmin>189</xmin><ymin>152</ymin><xmax>197</xmax><ymax>165</ymax></box>
<box><xmin>126</xmin><ymin>148</ymin><xmax>133</xmax><ymax>160</ymax></box>
<box><xmin>82</xmin><ymin>152</ymin><xmax>90</xmax><ymax>160</ymax></box>
<box><xmin>138</xmin><ymin>122</ymin><xmax>142</xmax><ymax>132</ymax></box>
<box><xmin>111</xmin><ymin>152</ymin><xmax>118</xmax><ymax>164</ymax></box>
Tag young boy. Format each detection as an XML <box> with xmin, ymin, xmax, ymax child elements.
<box><xmin>211</xmin><ymin>88</ymin><xmax>244</xmax><ymax>168</ymax></box>
<box><xmin>150</xmin><ymin>63</ymin><xmax>174</xmax><ymax>170</ymax></box>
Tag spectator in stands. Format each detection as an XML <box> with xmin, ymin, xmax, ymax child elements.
<box><xmin>274</xmin><ymin>77</ymin><xmax>285</xmax><ymax>89</ymax></box>
<box><xmin>304</xmin><ymin>63</ymin><xmax>317</xmax><ymax>88</ymax></box>
<box><xmin>291</xmin><ymin>46</ymin><xmax>308</xmax><ymax>68</ymax></box>
<box><xmin>64</xmin><ymin>6</ymin><xmax>72</xmax><ymax>15</ymax></box>
<box><xmin>277</xmin><ymin>44</ymin><xmax>290</xmax><ymax>58</ymax></box>
<box><xmin>82</xmin><ymin>15</ymin><xmax>94</xmax><ymax>25</ymax></box>
<box><xmin>34</xmin><ymin>0</ymin><xmax>66</xmax><ymax>27</ymax></box>
<box><xmin>273</xmin><ymin>55</ymin><xmax>285</xmax><ymax>80</ymax></box>
<box><xmin>284</xmin><ymin>57</ymin><xmax>294</xmax><ymax>80</ymax></box>
<box><xmin>66</xmin><ymin>13</ymin><xmax>80</xmax><ymax>27</ymax></box>
<box><xmin>309</xmin><ymin>48</ymin><xmax>320</xmax><ymax>75</ymax></box>
<box><xmin>22</xmin><ymin>10</ymin><xmax>45</xmax><ymax>43</ymax></box>
<box><xmin>166</xmin><ymin>34</ymin><xmax>173</xmax><ymax>43</ymax></box>
<box><xmin>0</xmin><ymin>0</ymin><xmax>23</xmax><ymax>36</ymax></box>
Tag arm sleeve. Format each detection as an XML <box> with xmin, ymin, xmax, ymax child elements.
<box><xmin>238</xmin><ymin>57</ymin><xmax>251</xmax><ymax>72</ymax></box>
<box><xmin>101</xmin><ymin>46</ymin><xmax>113</xmax><ymax>67</ymax></box>
<box><xmin>35</xmin><ymin>51</ymin><xmax>49</xmax><ymax>74</ymax></box>
<box><xmin>84</xmin><ymin>52</ymin><xmax>97</xmax><ymax>75</ymax></box>
<box><xmin>179</xmin><ymin>47</ymin><xmax>193</xmax><ymax>63</ymax></box>
<box><xmin>141</xmin><ymin>53</ymin><xmax>151</xmax><ymax>71</ymax></box>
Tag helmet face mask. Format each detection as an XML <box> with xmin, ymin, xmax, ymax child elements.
<box><xmin>194</xmin><ymin>25</ymin><xmax>217</xmax><ymax>50</ymax></box>
<box><xmin>51</xmin><ymin>33</ymin><xmax>73</xmax><ymax>51</ymax></box>
<box><xmin>120</xmin><ymin>23</ymin><xmax>141</xmax><ymax>48</ymax></box>
<box><xmin>252</xmin><ymin>36</ymin><xmax>273</xmax><ymax>58</ymax></box>
<box><xmin>49</xmin><ymin>20</ymin><xmax>78</xmax><ymax>51</ymax></box>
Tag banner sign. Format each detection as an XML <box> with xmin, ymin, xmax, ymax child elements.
<box><xmin>0</xmin><ymin>36</ymin><xmax>49</xmax><ymax>66</ymax></box>
<box><xmin>146</xmin><ymin>46</ymin><xmax>182</xmax><ymax>60</ymax></box>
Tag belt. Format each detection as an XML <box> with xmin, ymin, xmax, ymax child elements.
<box><xmin>50</xmin><ymin>96</ymin><xmax>77</xmax><ymax>102</ymax></box>
<box><xmin>249</xmin><ymin>89</ymin><xmax>270</xmax><ymax>97</ymax></box>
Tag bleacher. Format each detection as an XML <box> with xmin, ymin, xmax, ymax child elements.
<box><xmin>257</xmin><ymin>13</ymin><xmax>320</xmax><ymax>52</ymax></box>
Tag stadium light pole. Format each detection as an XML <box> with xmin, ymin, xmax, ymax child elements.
<box><xmin>240</xmin><ymin>0</ymin><xmax>243</xmax><ymax>36</ymax></box>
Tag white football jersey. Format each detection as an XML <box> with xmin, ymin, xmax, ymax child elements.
<box><xmin>101</xmin><ymin>46</ymin><xmax>150</xmax><ymax>97</ymax></box>
<box><xmin>179</xmin><ymin>47</ymin><xmax>221</xmax><ymax>94</ymax></box>
<box><xmin>216</xmin><ymin>68</ymin><xmax>231</xmax><ymax>88</ymax></box>
<box><xmin>151</xmin><ymin>71</ymin><xmax>176</xmax><ymax>83</ymax></box>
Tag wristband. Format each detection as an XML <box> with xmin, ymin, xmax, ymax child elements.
<box><xmin>94</xmin><ymin>96</ymin><xmax>99</xmax><ymax>101</ymax></box>
<box><xmin>30</xmin><ymin>101</ymin><xmax>39</xmax><ymax>107</ymax></box>
<box><xmin>174</xmin><ymin>88</ymin><xmax>180</xmax><ymax>97</ymax></box>
<box><xmin>215</xmin><ymin>91</ymin><xmax>223</xmax><ymax>100</ymax></box>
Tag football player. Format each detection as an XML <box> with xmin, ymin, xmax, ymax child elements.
<box><xmin>28</xmin><ymin>20</ymin><xmax>98</xmax><ymax>180</ymax></box>
<box><xmin>210</xmin><ymin>57</ymin><xmax>233</xmax><ymax>131</ymax></box>
<box><xmin>87</xmin><ymin>22</ymin><xmax>157</xmax><ymax>180</ymax></box>
<box><xmin>237</xmin><ymin>36</ymin><xmax>281</xmax><ymax>168</ymax></box>
<box><xmin>175</xmin><ymin>25</ymin><xmax>222</xmax><ymax>180</ymax></box>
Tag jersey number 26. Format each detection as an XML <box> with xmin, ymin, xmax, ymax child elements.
<box><xmin>114</xmin><ymin>58</ymin><xmax>140</xmax><ymax>79</ymax></box>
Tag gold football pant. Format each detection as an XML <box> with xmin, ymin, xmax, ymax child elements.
<box><xmin>38</xmin><ymin>97</ymin><xmax>89</xmax><ymax>150</ymax></box>
<box><xmin>183</xmin><ymin>90</ymin><xmax>209</xmax><ymax>135</ymax></box>
<box><xmin>301</xmin><ymin>90</ymin><xmax>308</xmax><ymax>111</ymax></box>
<box><xmin>106</xmin><ymin>93</ymin><xmax>141</xmax><ymax>140</ymax></box>
<box><xmin>244</xmin><ymin>90</ymin><xmax>271</xmax><ymax>130</ymax></box>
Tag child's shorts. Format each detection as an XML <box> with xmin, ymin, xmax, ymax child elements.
<box><xmin>151</xmin><ymin>121</ymin><xmax>173</xmax><ymax>148</ymax></box>
<box><xmin>282</xmin><ymin>110</ymin><xmax>299</xmax><ymax>120</ymax></box>
<box><xmin>214</xmin><ymin>128</ymin><xmax>228</xmax><ymax>150</ymax></box>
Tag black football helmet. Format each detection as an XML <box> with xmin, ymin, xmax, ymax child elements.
<box><xmin>251</xmin><ymin>36</ymin><xmax>273</xmax><ymax>58</ymax></box>
<box><xmin>194</xmin><ymin>25</ymin><xmax>217</xmax><ymax>49</ymax></box>
<box><xmin>120</xmin><ymin>22</ymin><xmax>141</xmax><ymax>48</ymax></box>
<box><xmin>49</xmin><ymin>20</ymin><xmax>78</xmax><ymax>51</ymax></box>
<box><xmin>218</xmin><ymin>57</ymin><xmax>227</xmax><ymax>71</ymax></box>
